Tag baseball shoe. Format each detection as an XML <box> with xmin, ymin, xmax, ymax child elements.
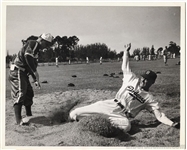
<box><xmin>67</xmin><ymin>115</ymin><xmax>79</xmax><ymax>122</ymax></box>
<box><xmin>19</xmin><ymin>120</ymin><xmax>30</xmax><ymax>126</ymax></box>
<box><xmin>22</xmin><ymin>115</ymin><xmax>34</xmax><ymax>123</ymax></box>
<box><xmin>67</xmin><ymin>116</ymin><xmax>75</xmax><ymax>122</ymax></box>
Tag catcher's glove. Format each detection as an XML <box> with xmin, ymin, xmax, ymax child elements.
<box><xmin>172</xmin><ymin>122</ymin><xmax>180</xmax><ymax>129</ymax></box>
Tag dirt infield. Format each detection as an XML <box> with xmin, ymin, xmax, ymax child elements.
<box><xmin>5</xmin><ymin>89</ymin><xmax>180</xmax><ymax>147</ymax></box>
<box><xmin>5</xmin><ymin>58</ymin><xmax>182</xmax><ymax>147</ymax></box>
<box><xmin>5</xmin><ymin>89</ymin><xmax>116</xmax><ymax>146</ymax></box>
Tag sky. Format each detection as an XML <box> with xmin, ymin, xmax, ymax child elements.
<box><xmin>5</xmin><ymin>3</ymin><xmax>181</xmax><ymax>55</ymax></box>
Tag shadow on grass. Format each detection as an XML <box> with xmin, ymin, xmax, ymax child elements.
<box><xmin>171</xmin><ymin>116</ymin><xmax>180</xmax><ymax>122</ymax></box>
<box><xmin>114</xmin><ymin>132</ymin><xmax>136</xmax><ymax>142</ymax></box>
<box><xmin>128</xmin><ymin>119</ymin><xmax>161</xmax><ymax>135</ymax></box>
<box><xmin>29</xmin><ymin>116</ymin><xmax>52</xmax><ymax>126</ymax></box>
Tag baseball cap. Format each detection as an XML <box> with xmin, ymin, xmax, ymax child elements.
<box><xmin>40</xmin><ymin>33</ymin><xmax>53</xmax><ymax>43</ymax></box>
<box><xmin>141</xmin><ymin>70</ymin><xmax>157</xmax><ymax>82</ymax></box>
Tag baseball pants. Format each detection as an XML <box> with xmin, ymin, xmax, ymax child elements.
<box><xmin>69</xmin><ymin>99</ymin><xmax>131</xmax><ymax>132</ymax></box>
<box><xmin>163</xmin><ymin>55</ymin><xmax>167</xmax><ymax>64</ymax></box>
<box><xmin>9</xmin><ymin>67</ymin><xmax>34</xmax><ymax>106</ymax></box>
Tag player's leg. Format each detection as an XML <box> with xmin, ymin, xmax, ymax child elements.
<box><xmin>9</xmin><ymin>69</ymin><xmax>22</xmax><ymax>125</ymax></box>
<box><xmin>69</xmin><ymin>99</ymin><xmax>116</xmax><ymax>121</ymax></box>
<box><xmin>24</xmin><ymin>79</ymin><xmax>34</xmax><ymax>116</ymax></box>
<box><xmin>69</xmin><ymin>101</ymin><xmax>103</xmax><ymax>121</ymax></box>
<box><xmin>9</xmin><ymin>69</ymin><xmax>27</xmax><ymax>125</ymax></box>
<box><xmin>13</xmin><ymin>103</ymin><xmax>23</xmax><ymax>125</ymax></box>
<box><xmin>21</xmin><ymin>76</ymin><xmax>35</xmax><ymax>123</ymax></box>
<box><xmin>163</xmin><ymin>55</ymin><xmax>166</xmax><ymax>64</ymax></box>
<box><xmin>109</xmin><ymin>115</ymin><xmax>131</xmax><ymax>132</ymax></box>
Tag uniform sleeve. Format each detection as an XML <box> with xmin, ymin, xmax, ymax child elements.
<box><xmin>122</xmin><ymin>49</ymin><xmax>131</xmax><ymax>73</ymax></box>
<box><xmin>153</xmin><ymin>109</ymin><xmax>173</xmax><ymax>126</ymax></box>
<box><xmin>24</xmin><ymin>44</ymin><xmax>37</xmax><ymax>74</ymax></box>
<box><xmin>145</xmin><ymin>94</ymin><xmax>174</xmax><ymax>126</ymax></box>
<box><xmin>144</xmin><ymin>94</ymin><xmax>160</xmax><ymax>112</ymax></box>
<box><xmin>25</xmin><ymin>45</ymin><xmax>35</xmax><ymax>57</ymax></box>
<box><xmin>25</xmin><ymin>55</ymin><xmax>37</xmax><ymax>72</ymax></box>
<box><xmin>121</xmin><ymin>48</ymin><xmax>138</xmax><ymax>84</ymax></box>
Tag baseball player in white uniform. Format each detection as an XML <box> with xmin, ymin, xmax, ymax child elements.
<box><xmin>69</xmin><ymin>43</ymin><xmax>180</xmax><ymax>132</ymax></box>
<box><xmin>100</xmin><ymin>56</ymin><xmax>103</xmax><ymax>65</ymax></box>
<box><xmin>86</xmin><ymin>57</ymin><xmax>89</xmax><ymax>64</ymax></box>
<box><xmin>56</xmin><ymin>57</ymin><xmax>59</xmax><ymax>67</ymax></box>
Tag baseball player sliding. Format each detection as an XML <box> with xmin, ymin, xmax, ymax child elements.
<box><xmin>69</xmin><ymin>43</ymin><xmax>180</xmax><ymax>132</ymax></box>
<box><xmin>9</xmin><ymin>33</ymin><xmax>53</xmax><ymax>126</ymax></box>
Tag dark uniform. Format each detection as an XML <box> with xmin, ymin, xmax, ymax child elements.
<box><xmin>9</xmin><ymin>40</ymin><xmax>41</xmax><ymax>124</ymax></box>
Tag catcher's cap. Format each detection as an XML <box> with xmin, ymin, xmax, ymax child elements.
<box><xmin>40</xmin><ymin>33</ymin><xmax>53</xmax><ymax>43</ymax></box>
<box><xmin>141</xmin><ymin>70</ymin><xmax>157</xmax><ymax>82</ymax></box>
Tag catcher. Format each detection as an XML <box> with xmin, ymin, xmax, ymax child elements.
<box><xmin>9</xmin><ymin>33</ymin><xmax>53</xmax><ymax>126</ymax></box>
<box><xmin>69</xmin><ymin>43</ymin><xmax>180</xmax><ymax>132</ymax></box>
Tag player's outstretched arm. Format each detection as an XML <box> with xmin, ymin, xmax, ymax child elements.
<box><xmin>122</xmin><ymin>43</ymin><xmax>131</xmax><ymax>73</ymax></box>
<box><xmin>153</xmin><ymin>109</ymin><xmax>180</xmax><ymax>129</ymax></box>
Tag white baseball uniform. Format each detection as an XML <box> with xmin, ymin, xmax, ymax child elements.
<box><xmin>56</xmin><ymin>57</ymin><xmax>59</xmax><ymax>66</ymax></box>
<box><xmin>100</xmin><ymin>57</ymin><xmax>102</xmax><ymax>64</ymax></box>
<box><xmin>69</xmin><ymin>48</ymin><xmax>174</xmax><ymax>132</ymax></box>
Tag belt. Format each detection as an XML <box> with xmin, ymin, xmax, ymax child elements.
<box><xmin>114</xmin><ymin>99</ymin><xmax>125</xmax><ymax>109</ymax></box>
<box><xmin>114</xmin><ymin>99</ymin><xmax>133</xmax><ymax>118</ymax></box>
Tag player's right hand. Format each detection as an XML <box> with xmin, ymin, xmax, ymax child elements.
<box><xmin>172</xmin><ymin>122</ymin><xmax>180</xmax><ymax>129</ymax></box>
<box><xmin>34</xmin><ymin>81</ymin><xmax>41</xmax><ymax>89</ymax></box>
<box><xmin>124</xmin><ymin>43</ymin><xmax>131</xmax><ymax>51</ymax></box>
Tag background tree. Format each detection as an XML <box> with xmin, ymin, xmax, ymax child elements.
<box><xmin>117</xmin><ymin>51</ymin><xmax>124</xmax><ymax>59</ymax></box>
<box><xmin>74</xmin><ymin>43</ymin><xmax>115</xmax><ymax>61</ymax></box>
<box><xmin>53</xmin><ymin>35</ymin><xmax>79</xmax><ymax>61</ymax></box>
<box><xmin>168</xmin><ymin>41</ymin><xmax>180</xmax><ymax>56</ymax></box>
<box><xmin>157</xmin><ymin>47</ymin><xmax>163</xmax><ymax>59</ymax></box>
<box><xmin>133</xmin><ymin>48</ymin><xmax>141</xmax><ymax>56</ymax></box>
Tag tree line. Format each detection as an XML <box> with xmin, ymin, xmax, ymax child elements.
<box><xmin>133</xmin><ymin>41</ymin><xmax>180</xmax><ymax>60</ymax></box>
<box><xmin>6</xmin><ymin>35</ymin><xmax>122</xmax><ymax>64</ymax></box>
<box><xmin>6</xmin><ymin>34</ymin><xmax>180</xmax><ymax>64</ymax></box>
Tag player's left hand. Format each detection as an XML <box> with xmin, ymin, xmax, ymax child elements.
<box><xmin>35</xmin><ymin>81</ymin><xmax>41</xmax><ymax>89</ymax></box>
<box><xmin>172</xmin><ymin>122</ymin><xmax>180</xmax><ymax>129</ymax></box>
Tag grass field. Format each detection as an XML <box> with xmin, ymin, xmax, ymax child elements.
<box><xmin>5</xmin><ymin>58</ymin><xmax>182</xmax><ymax>147</ymax></box>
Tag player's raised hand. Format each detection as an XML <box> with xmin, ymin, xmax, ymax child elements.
<box><xmin>124</xmin><ymin>43</ymin><xmax>131</xmax><ymax>51</ymax></box>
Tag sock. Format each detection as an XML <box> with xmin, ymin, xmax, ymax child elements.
<box><xmin>14</xmin><ymin>103</ymin><xmax>22</xmax><ymax>125</ymax></box>
<box><xmin>25</xmin><ymin>105</ymin><xmax>32</xmax><ymax>116</ymax></box>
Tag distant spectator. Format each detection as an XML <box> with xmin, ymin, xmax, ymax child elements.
<box><xmin>134</xmin><ymin>55</ymin><xmax>139</xmax><ymax>61</ymax></box>
<box><xmin>149</xmin><ymin>45</ymin><xmax>155</xmax><ymax>61</ymax></box>
<box><xmin>56</xmin><ymin>57</ymin><xmax>59</xmax><ymax>67</ymax></box>
<box><xmin>86</xmin><ymin>57</ymin><xmax>89</xmax><ymax>64</ymax></box>
<box><xmin>100</xmin><ymin>57</ymin><xmax>103</xmax><ymax>65</ymax></box>
<box><xmin>163</xmin><ymin>46</ymin><xmax>168</xmax><ymax>66</ymax></box>
<box><xmin>173</xmin><ymin>53</ymin><xmax>176</xmax><ymax>59</ymax></box>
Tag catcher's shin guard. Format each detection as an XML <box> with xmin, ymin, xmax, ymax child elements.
<box><xmin>14</xmin><ymin>103</ymin><xmax>22</xmax><ymax>125</ymax></box>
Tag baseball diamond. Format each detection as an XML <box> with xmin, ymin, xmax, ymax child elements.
<box><xmin>5</xmin><ymin>43</ymin><xmax>181</xmax><ymax>146</ymax></box>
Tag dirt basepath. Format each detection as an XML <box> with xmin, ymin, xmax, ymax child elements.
<box><xmin>5</xmin><ymin>89</ymin><xmax>117</xmax><ymax>146</ymax></box>
<box><xmin>5</xmin><ymin>89</ymin><xmax>180</xmax><ymax>147</ymax></box>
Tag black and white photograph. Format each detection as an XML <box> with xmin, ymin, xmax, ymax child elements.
<box><xmin>1</xmin><ymin>1</ymin><xmax>185</xmax><ymax>149</ymax></box>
